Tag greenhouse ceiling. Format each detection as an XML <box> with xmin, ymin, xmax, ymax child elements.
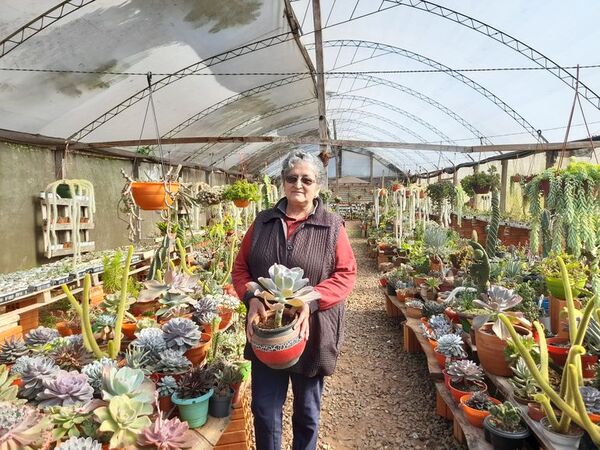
<box><xmin>1</xmin><ymin>0</ymin><xmax>600</xmax><ymax>176</ymax></box>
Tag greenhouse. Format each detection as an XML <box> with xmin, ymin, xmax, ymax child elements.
<box><xmin>1</xmin><ymin>1</ymin><xmax>600</xmax><ymax>449</ymax></box>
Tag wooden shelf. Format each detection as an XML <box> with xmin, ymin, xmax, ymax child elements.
<box><xmin>44</xmin><ymin>223</ymin><xmax>95</xmax><ymax>230</ymax></box>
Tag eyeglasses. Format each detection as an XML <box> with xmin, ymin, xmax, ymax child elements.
<box><xmin>284</xmin><ymin>175</ymin><xmax>316</xmax><ymax>186</ymax></box>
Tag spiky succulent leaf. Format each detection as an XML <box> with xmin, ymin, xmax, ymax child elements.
<box><xmin>0</xmin><ymin>337</ymin><xmax>28</xmax><ymax>364</ymax></box>
<box><xmin>50</xmin><ymin>340</ymin><xmax>94</xmax><ymax>371</ymax></box>
<box><xmin>465</xmin><ymin>391</ymin><xmax>494</xmax><ymax>411</ymax></box>
<box><xmin>131</xmin><ymin>328</ymin><xmax>166</xmax><ymax>362</ymax></box>
<box><xmin>0</xmin><ymin>364</ymin><xmax>19</xmax><ymax>402</ymax></box>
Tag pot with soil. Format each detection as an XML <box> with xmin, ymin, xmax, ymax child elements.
<box><xmin>483</xmin><ymin>404</ymin><xmax>530</xmax><ymax>450</ymax></box>
<box><xmin>185</xmin><ymin>333</ymin><xmax>212</xmax><ymax>366</ymax></box>
<box><xmin>527</xmin><ymin>401</ymin><xmax>545</xmax><ymax>422</ymax></box>
<box><xmin>476</xmin><ymin>322</ymin><xmax>531</xmax><ymax>377</ymax></box>
<box><xmin>250</xmin><ymin>310</ymin><xmax>306</xmax><ymax>370</ymax></box>
<box><xmin>539</xmin><ymin>416</ymin><xmax>584</xmax><ymax>449</ymax></box>
<box><xmin>459</xmin><ymin>392</ymin><xmax>501</xmax><ymax>428</ymax></box>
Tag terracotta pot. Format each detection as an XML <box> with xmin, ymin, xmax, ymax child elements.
<box><xmin>473</xmin><ymin>185</ymin><xmax>491</xmax><ymax>195</ymax></box>
<box><xmin>449</xmin><ymin>380</ymin><xmax>487</xmax><ymax>403</ymax></box>
<box><xmin>588</xmin><ymin>412</ymin><xmax>600</xmax><ymax>424</ymax></box>
<box><xmin>434</xmin><ymin>350</ymin><xmax>462</xmax><ymax>369</ymax></box>
<box><xmin>130</xmin><ymin>181</ymin><xmax>180</xmax><ymax>210</ymax></box>
<box><xmin>476</xmin><ymin>322</ymin><xmax>531</xmax><ymax>376</ymax></box>
<box><xmin>250</xmin><ymin>310</ymin><xmax>306</xmax><ymax>370</ymax></box>
<box><xmin>233</xmin><ymin>199</ymin><xmax>250</xmax><ymax>208</ymax></box>
<box><xmin>90</xmin><ymin>285</ymin><xmax>105</xmax><ymax>306</ymax></box>
<box><xmin>444</xmin><ymin>307</ymin><xmax>460</xmax><ymax>324</ymax></box>
<box><xmin>527</xmin><ymin>402</ymin><xmax>546</xmax><ymax>422</ymax></box>
<box><xmin>218</xmin><ymin>308</ymin><xmax>233</xmax><ymax>331</ymax></box>
<box><xmin>185</xmin><ymin>333</ymin><xmax>212</xmax><ymax>366</ymax></box>
<box><xmin>131</xmin><ymin>299</ymin><xmax>158</xmax><ymax>316</ymax></box>
<box><xmin>379</xmin><ymin>278</ymin><xmax>388</xmax><ymax>288</ymax></box>
<box><xmin>56</xmin><ymin>321</ymin><xmax>72</xmax><ymax>336</ymax></box>
<box><xmin>405</xmin><ymin>306</ymin><xmax>423</xmax><ymax>319</ymax></box>
<box><xmin>122</xmin><ymin>322</ymin><xmax>137</xmax><ymax>341</ymax></box>
<box><xmin>159</xmin><ymin>395</ymin><xmax>174</xmax><ymax>416</ymax></box>
<box><xmin>548</xmin><ymin>292</ymin><xmax>583</xmax><ymax>336</ymax></box>
<box><xmin>413</xmin><ymin>276</ymin><xmax>427</xmax><ymax>288</ymax></box>
<box><xmin>459</xmin><ymin>393</ymin><xmax>501</xmax><ymax>428</ymax></box>
<box><xmin>428</xmin><ymin>338</ymin><xmax>438</xmax><ymax>350</ymax></box>
<box><xmin>510</xmin><ymin>175</ymin><xmax>523</xmax><ymax>183</ymax></box>
<box><xmin>396</xmin><ymin>290</ymin><xmax>408</xmax><ymax>302</ymax></box>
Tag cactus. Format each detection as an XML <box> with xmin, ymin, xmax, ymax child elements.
<box><xmin>485</xmin><ymin>188</ymin><xmax>500</xmax><ymax>256</ymax></box>
<box><xmin>469</xmin><ymin>240</ymin><xmax>490</xmax><ymax>294</ymax></box>
<box><xmin>540</xmin><ymin>208</ymin><xmax>552</xmax><ymax>257</ymax></box>
<box><xmin>63</xmin><ymin>245</ymin><xmax>134</xmax><ymax>359</ymax></box>
<box><xmin>488</xmin><ymin>402</ymin><xmax>524</xmax><ymax>432</ymax></box>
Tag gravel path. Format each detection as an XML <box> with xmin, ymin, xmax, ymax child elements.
<box><xmin>257</xmin><ymin>221</ymin><xmax>460</xmax><ymax>449</ymax></box>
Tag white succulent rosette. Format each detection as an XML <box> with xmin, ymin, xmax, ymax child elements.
<box><xmin>246</xmin><ymin>264</ymin><xmax>320</xmax><ymax>316</ymax></box>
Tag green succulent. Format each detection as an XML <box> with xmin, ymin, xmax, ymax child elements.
<box><xmin>48</xmin><ymin>404</ymin><xmax>96</xmax><ymax>441</ymax></box>
<box><xmin>95</xmin><ymin>395</ymin><xmax>152</xmax><ymax>449</ymax></box>
<box><xmin>488</xmin><ymin>402</ymin><xmax>524</xmax><ymax>432</ymax></box>
<box><xmin>101</xmin><ymin>366</ymin><xmax>155</xmax><ymax>403</ymax></box>
<box><xmin>0</xmin><ymin>364</ymin><xmax>19</xmax><ymax>402</ymax></box>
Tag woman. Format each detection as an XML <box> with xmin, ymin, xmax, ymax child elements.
<box><xmin>232</xmin><ymin>150</ymin><xmax>357</xmax><ymax>450</ymax></box>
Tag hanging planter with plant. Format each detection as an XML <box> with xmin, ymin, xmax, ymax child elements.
<box><xmin>223</xmin><ymin>179</ymin><xmax>260</xmax><ymax>208</ymax></box>
<box><xmin>460</xmin><ymin>166</ymin><xmax>500</xmax><ymax>196</ymax></box>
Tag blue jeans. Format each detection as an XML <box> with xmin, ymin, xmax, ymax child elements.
<box><xmin>251</xmin><ymin>360</ymin><xmax>324</xmax><ymax>450</ymax></box>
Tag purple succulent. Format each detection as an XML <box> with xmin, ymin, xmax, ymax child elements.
<box><xmin>37</xmin><ymin>370</ymin><xmax>94</xmax><ymax>407</ymax></box>
<box><xmin>137</xmin><ymin>415</ymin><xmax>190</xmax><ymax>449</ymax></box>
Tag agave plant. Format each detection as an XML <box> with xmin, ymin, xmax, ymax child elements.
<box><xmin>37</xmin><ymin>370</ymin><xmax>94</xmax><ymax>407</ymax></box>
<box><xmin>24</xmin><ymin>326</ymin><xmax>60</xmax><ymax>347</ymax></box>
<box><xmin>246</xmin><ymin>263</ymin><xmax>320</xmax><ymax>328</ymax></box>
<box><xmin>101</xmin><ymin>366</ymin><xmax>155</xmax><ymax>403</ymax></box>
<box><xmin>95</xmin><ymin>394</ymin><xmax>152</xmax><ymax>449</ymax></box>
<box><xmin>446</xmin><ymin>359</ymin><xmax>485</xmax><ymax>388</ymax></box>
<box><xmin>0</xmin><ymin>401</ymin><xmax>50</xmax><ymax>449</ymax></box>
<box><xmin>162</xmin><ymin>318</ymin><xmax>200</xmax><ymax>353</ymax></box>
<box><xmin>19</xmin><ymin>355</ymin><xmax>60</xmax><ymax>400</ymax></box>
<box><xmin>138</xmin><ymin>415</ymin><xmax>190</xmax><ymax>449</ymax></box>
<box><xmin>81</xmin><ymin>357</ymin><xmax>117</xmax><ymax>394</ymax></box>
<box><xmin>472</xmin><ymin>285</ymin><xmax>528</xmax><ymax>339</ymax></box>
<box><xmin>154</xmin><ymin>349</ymin><xmax>192</xmax><ymax>375</ymax></box>
<box><xmin>57</xmin><ymin>436</ymin><xmax>102</xmax><ymax>450</ymax></box>
<box><xmin>0</xmin><ymin>336</ymin><xmax>28</xmax><ymax>365</ymax></box>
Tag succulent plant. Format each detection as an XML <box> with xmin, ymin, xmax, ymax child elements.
<box><xmin>102</xmin><ymin>366</ymin><xmax>155</xmax><ymax>403</ymax></box>
<box><xmin>211</xmin><ymin>360</ymin><xmax>243</xmax><ymax>395</ymax></box>
<box><xmin>132</xmin><ymin>328</ymin><xmax>167</xmax><ymax>362</ymax></box>
<box><xmin>0</xmin><ymin>401</ymin><xmax>50</xmax><ymax>449</ymax></box>
<box><xmin>427</xmin><ymin>315</ymin><xmax>453</xmax><ymax>337</ymax></box>
<box><xmin>504</xmin><ymin>335</ymin><xmax>540</xmax><ymax>367</ymax></box>
<box><xmin>192</xmin><ymin>296</ymin><xmax>219</xmax><ymax>325</ymax></box>
<box><xmin>509</xmin><ymin>358</ymin><xmax>541</xmax><ymax>400</ymax></box>
<box><xmin>136</xmin><ymin>317</ymin><xmax>160</xmax><ymax>331</ymax></box>
<box><xmin>0</xmin><ymin>336</ymin><xmax>28</xmax><ymax>364</ymax></box>
<box><xmin>124</xmin><ymin>347</ymin><xmax>153</xmax><ymax>374</ymax></box>
<box><xmin>0</xmin><ymin>364</ymin><xmax>19</xmax><ymax>402</ymax></box>
<box><xmin>138</xmin><ymin>415</ymin><xmax>190</xmax><ymax>449</ymax></box>
<box><xmin>157</xmin><ymin>376</ymin><xmax>178</xmax><ymax>398</ymax></box>
<box><xmin>465</xmin><ymin>391</ymin><xmax>494</xmax><ymax>411</ymax></box>
<box><xmin>176</xmin><ymin>365</ymin><xmax>215</xmax><ymax>400</ymax></box>
<box><xmin>406</xmin><ymin>299</ymin><xmax>424</xmax><ymax>309</ymax></box>
<box><xmin>446</xmin><ymin>359</ymin><xmax>485</xmax><ymax>386</ymax></box>
<box><xmin>154</xmin><ymin>349</ymin><xmax>192</xmax><ymax>375</ymax></box>
<box><xmin>422</xmin><ymin>301</ymin><xmax>446</xmax><ymax>318</ymax></box>
<box><xmin>10</xmin><ymin>355</ymin><xmax>36</xmax><ymax>376</ymax></box>
<box><xmin>207</xmin><ymin>293</ymin><xmax>240</xmax><ymax>311</ymax></box>
<box><xmin>19</xmin><ymin>355</ymin><xmax>60</xmax><ymax>400</ymax></box>
<box><xmin>93</xmin><ymin>313</ymin><xmax>116</xmax><ymax>329</ymax></box>
<box><xmin>472</xmin><ymin>285</ymin><xmax>528</xmax><ymax>339</ymax></box>
<box><xmin>58</xmin><ymin>436</ymin><xmax>102</xmax><ymax>450</ymax></box>
<box><xmin>581</xmin><ymin>386</ymin><xmax>600</xmax><ymax>414</ymax></box>
<box><xmin>139</xmin><ymin>270</ymin><xmax>199</xmax><ymax>318</ymax></box>
<box><xmin>488</xmin><ymin>402</ymin><xmax>524</xmax><ymax>432</ymax></box>
<box><xmin>95</xmin><ymin>394</ymin><xmax>152</xmax><ymax>449</ymax></box>
<box><xmin>81</xmin><ymin>357</ymin><xmax>117</xmax><ymax>394</ymax></box>
<box><xmin>162</xmin><ymin>318</ymin><xmax>201</xmax><ymax>352</ymax></box>
<box><xmin>37</xmin><ymin>370</ymin><xmax>94</xmax><ymax>407</ymax></box>
<box><xmin>48</xmin><ymin>403</ymin><xmax>98</xmax><ymax>441</ymax></box>
<box><xmin>50</xmin><ymin>340</ymin><xmax>94</xmax><ymax>371</ymax></box>
<box><xmin>24</xmin><ymin>326</ymin><xmax>60</xmax><ymax>347</ymax></box>
<box><xmin>435</xmin><ymin>334</ymin><xmax>467</xmax><ymax>358</ymax></box>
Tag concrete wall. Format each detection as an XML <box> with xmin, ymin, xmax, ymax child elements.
<box><xmin>0</xmin><ymin>143</ymin><xmax>210</xmax><ymax>273</ymax></box>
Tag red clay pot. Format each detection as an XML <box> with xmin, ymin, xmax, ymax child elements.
<box><xmin>121</xmin><ymin>322</ymin><xmax>137</xmax><ymax>341</ymax></box>
<box><xmin>131</xmin><ymin>181</ymin><xmax>180</xmax><ymax>210</ymax></box>
<box><xmin>459</xmin><ymin>393</ymin><xmax>501</xmax><ymax>428</ymax></box>
<box><xmin>185</xmin><ymin>333</ymin><xmax>212</xmax><ymax>366</ymax></box>
<box><xmin>250</xmin><ymin>311</ymin><xmax>305</xmax><ymax>370</ymax></box>
<box><xmin>56</xmin><ymin>321</ymin><xmax>72</xmax><ymax>336</ymax></box>
<box><xmin>233</xmin><ymin>199</ymin><xmax>250</xmax><ymax>208</ymax></box>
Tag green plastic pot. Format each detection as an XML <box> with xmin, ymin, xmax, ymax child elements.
<box><xmin>545</xmin><ymin>276</ymin><xmax>586</xmax><ymax>299</ymax></box>
<box><xmin>172</xmin><ymin>389</ymin><xmax>214</xmax><ymax>428</ymax></box>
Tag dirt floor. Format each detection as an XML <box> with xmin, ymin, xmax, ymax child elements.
<box><xmin>271</xmin><ymin>221</ymin><xmax>460</xmax><ymax>449</ymax></box>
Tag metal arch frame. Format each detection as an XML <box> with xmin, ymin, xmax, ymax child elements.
<box><xmin>164</xmin><ymin>72</ymin><xmax>487</xmax><ymax>166</ymax></box>
<box><xmin>308</xmin><ymin>39</ymin><xmax>547</xmax><ymax>143</ymax></box>
<box><xmin>0</xmin><ymin>0</ymin><xmax>98</xmax><ymax>59</ymax></box>
<box><xmin>386</xmin><ymin>0</ymin><xmax>600</xmax><ymax>111</ymax></box>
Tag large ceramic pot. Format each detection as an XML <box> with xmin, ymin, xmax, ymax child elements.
<box><xmin>540</xmin><ymin>416</ymin><xmax>584</xmax><ymax>449</ymax></box>
<box><xmin>459</xmin><ymin>394</ymin><xmax>501</xmax><ymax>428</ymax></box>
<box><xmin>483</xmin><ymin>415</ymin><xmax>530</xmax><ymax>450</ymax></box>
<box><xmin>476</xmin><ymin>322</ymin><xmax>531</xmax><ymax>377</ymax></box>
<box><xmin>250</xmin><ymin>311</ymin><xmax>306</xmax><ymax>370</ymax></box>
<box><xmin>130</xmin><ymin>181</ymin><xmax>180</xmax><ymax>210</ymax></box>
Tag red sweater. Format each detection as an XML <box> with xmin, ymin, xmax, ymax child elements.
<box><xmin>232</xmin><ymin>215</ymin><xmax>357</xmax><ymax>311</ymax></box>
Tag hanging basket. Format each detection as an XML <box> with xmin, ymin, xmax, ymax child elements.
<box><xmin>473</xmin><ymin>185</ymin><xmax>491</xmax><ymax>195</ymax></box>
<box><xmin>233</xmin><ymin>199</ymin><xmax>250</xmax><ymax>208</ymax></box>
<box><xmin>131</xmin><ymin>182</ymin><xmax>180</xmax><ymax>210</ymax></box>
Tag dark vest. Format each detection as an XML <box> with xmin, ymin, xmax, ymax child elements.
<box><xmin>245</xmin><ymin>197</ymin><xmax>346</xmax><ymax>377</ymax></box>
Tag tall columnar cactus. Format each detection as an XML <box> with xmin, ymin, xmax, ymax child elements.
<box><xmin>485</xmin><ymin>188</ymin><xmax>500</xmax><ymax>256</ymax></box>
<box><xmin>469</xmin><ymin>240</ymin><xmax>490</xmax><ymax>294</ymax></box>
<box><xmin>540</xmin><ymin>208</ymin><xmax>552</xmax><ymax>258</ymax></box>
<box><xmin>63</xmin><ymin>246</ymin><xmax>134</xmax><ymax>359</ymax></box>
<box><xmin>498</xmin><ymin>255</ymin><xmax>600</xmax><ymax>443</ymax></box>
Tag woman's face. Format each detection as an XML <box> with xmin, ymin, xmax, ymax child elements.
<box><xmin>283</xmin><ymin>161</ymin><xmax>320</xmax><ymax>207</ymax></box>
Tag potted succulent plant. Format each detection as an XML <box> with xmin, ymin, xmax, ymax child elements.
<box><xmin>459</xmin><ymin>391</ymin><xmax>501</xmax><ymax>428</ymax></box>
<box><xmin>419</xmin><ymin>277</ymin><xmax>441</xmax><ymax>301</ymax></box>
<box><xmin>246</xmin><ymin>263</ymin><xmax>320</xmax><ymax>370</ymax></box>
<box><xmin>540</xmin><ymin>253</ymin><xmax>587</xmax><ymax>300</ymax></box>
<box><xmin>171</xmin><ymin>366</ymin><xmax>215</xmax><ymax>428</ymax></box>
<box><xmin>445</xmin><ymin>359</ymin><xmax>487</xmax><ymax>402</ymax></box>
<box><xmin>95</xmin><ymin>394</ymin><xmax>152</xmax><ymax>448</ymax></box>
<box><xmin>223</xmin><ymin>179</ymin><xmax>260</xmax><ymax>208</ymax></box>
<box><xmin>156</xmin><ymin>375</ymin><xmax>178</xmax><ymax>416</ymax></box>
<box><xmin>461</xmin><ymin>166</ymin><xmax>500</xmax><ymax>196</ymax></box>
<box><xmin>483</xmin><ymin>402</ymin><xmax>530</xmax><ymax>449</ymax></box>
<box><xmin>405</xmin><ymin>300</ymin><xmax>425</xmax><ymax>319</ymax></box>
<box><xmin>208</xmin><ymin>359</ymin><xmax>240</xmax><ymax>418</ymax></box>
<box><xmin>434</xmin><ymin>333</ymin><xmax>467</xmax><ymax>369</ymax></box>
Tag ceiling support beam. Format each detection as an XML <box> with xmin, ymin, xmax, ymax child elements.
<box><xmin>312</xmin><ymin>0</ymin><xmax>331</xmax><ymax>169</ymax></box>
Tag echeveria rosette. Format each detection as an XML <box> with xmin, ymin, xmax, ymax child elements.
<box><xmin>138</xmin><ymin>416</ymin><xmax>190</xmax><ymax>450</ymax></box>
<box><xmin>162</xmin><ymin>318</ymin><xmax>200</xmax><ymax>353</ymax></box>
<box><xmin>19</xmin><ymin>355</ymin><xmax>60</xmax><ymax>400</ymax></box>
<box><xmin>95</xmin><ymin>395</ymin><xmax>152</xmax><ymax>449</ymax></box>
<box><xmin>101</xmin><ymin>366</ymin><xmax>155</xmax><ymax>404</ymax></box>
<box><xmin>58</xmin><ymin>436</ymin><xmax>102</xmax><ymax>450</ymax></box>
<box><xmin>472</xmin><ymin>285</ymin><xmax>529</xmax><ymax>339</ymax></box>
<box><xmin>138</xmin><ymin>269</ymin><xmax>200</xmax><ymax>303</ymax></box>
<box><xmin>24</xmin><ymin>326</ymin><xmax>60</xmax><ymax>347</ymax></box>
<box><xmin>0</xmin><ymin>401</ymin><xmax>51</xmax><ymax>449</ymax></box>
<box><xmin>37</xmin><ymin>370</ymin><xmax>94</xmax><ymax>407</ymax></box>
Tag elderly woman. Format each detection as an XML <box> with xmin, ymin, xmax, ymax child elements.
<box><xmin>232</xmin><ymin>150</ymin><xmax>357</xmax><ymax>450</ymax></box>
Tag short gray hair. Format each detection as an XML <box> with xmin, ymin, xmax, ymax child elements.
<box><xmin>280</xmin><ymin>151</ymin><xmax>325</xmax><ymax>185</ymax></box>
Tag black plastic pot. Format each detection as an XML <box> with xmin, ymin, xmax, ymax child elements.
<box><xmin>483</xmin><ymin>416</ymin><xmax>530</xmax><ymax>450</ymax></box>
<box><xmin>386</xmin><ymin>284</ymin><xmax>396</xmax><ymax>296</ymax></box>
<box><xmin>209</xmin><ymin>388</ymin><xmax>234</xmax><ymax>418</ymax></box>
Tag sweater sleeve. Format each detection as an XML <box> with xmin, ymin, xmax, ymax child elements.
<box><xmin>313</xmin><ymin>224</ymin><xmax>357</xmax><ymax>311</ymax></box>
<box><xmin>231</xmin><ymin>223</ymin><xmax>255</xmax><ymax>303</ymax></box>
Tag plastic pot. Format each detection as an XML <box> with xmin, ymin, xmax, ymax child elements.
<box><xmin>172</xmin><ymin>389</ymin><xmax>214</xmax><ymax>428</ymax></box>
<box><xmin>459</xmin><ymin>394</ymin><xmax>501</xmax><ymax>428</ymax></box>
<box><xmin>483</xmin><ymin>415</ymin><xmax>530</xmax><ymax>449</ymax></box>
<box><xmin>540</xmin><ymin>416</ymin><xmax>583</xmax><ymax>449</ymax></box>
<box><xmin>545</xmin><ymin>276</ymin><xmax>586</xmax><ymax>300</ymax></box>
<box><xmin>209</xmin><ymin>388</ymin><xmax>234</xmax><ymax>418</ymax></box>
<box><xmin>449</xmin><ymin>380</ymin><xmax>487</xmax><ymax>403</ymax></box>
<box><xmin>130</xmin><ymin>181</ymin><xmax>180</xmax><ymax>210</ymax></box>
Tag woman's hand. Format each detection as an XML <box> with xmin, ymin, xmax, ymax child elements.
<box><xmin>294</xmin><ymin>303</ymin><xmax>311</xmax><ymax>341</ymax></box>
<box><xmin>247</xmin><ymin>297</ymin><xmax>267</xmax><ymax>341</ymax></box>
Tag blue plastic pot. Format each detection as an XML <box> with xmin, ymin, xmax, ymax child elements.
<box><xmin>172</xmin><ymin>389</ymin><xmax>214</xmax><ymax>428</ymax></box>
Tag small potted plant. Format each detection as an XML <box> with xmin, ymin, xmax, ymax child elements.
<box><xmin>446</xmin><ymin>359</ymin><xmax>487</xmax><ymax>402</ymax></box>
<box><xmin>171</xmin><ymin>366</ymin><xmax>215</xmax><ymax>428</ymax></box>
<box><xmin>434</xmin><ymin>333</ymin><xmax>467</xmax><ymax>369</ymax></box>
<box><xmin>461</xmin><ymin>166</ymin><xmax>500</xmax><ymax>196</ymax></box>
<box><xmin>405</xmin><ymin>300</ymin><xmax>424</xmax><ymax>319</ymax></box>
<box><xmin>483</xmin><ymin>402</ymin><xmax>530</xmax><ymax>449</ymax></box>
<box><xmin>208</xmin><ymin>360</ymin><xmax>241</xmax><ymax>418</ymax></box>
<box><xmin>459</xmin><ymin>390</ymin><xmax>501</xmax><ymax>428</ymax></box>
<box><xmin>540</xmin><ymin>252</ymin><xmax>587</xmax><ymax>300</ymax></box>
<box><xmin>420</xmin><ymin>277</ymin><xmax>441</xmax><ymax>301</ymax></box>
<box><xmin>223</xmin><ymin>179</ymin><xmax>260</xmax><ymax>208</ymax></box>
<box><xmin>426</xmin><ymin>180</ymin><xmax>456</xmax><ymax>209</ymax></box>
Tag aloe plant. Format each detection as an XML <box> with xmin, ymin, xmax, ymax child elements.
<box><xmin>247</xmin><ymin>263</ymin><xmax>320</xmax><ymax>328</ymax></box>
<box><xmin>95</xmin><ymin>394</ymin><xmax>152</xmax><ymax>449</ymax></box>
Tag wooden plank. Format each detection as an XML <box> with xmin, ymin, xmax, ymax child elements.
<box><xmin>216</xmin><ymin>430</ymin><xmax>247</xmax><ymax>446</ymax></box>
<box><xmin>434</xmin><ymin>382</ymin><xmax>492</xmax><ymax>450</ymax></box>
<box><xmin>188</xmin><ymin>417</ymin><xmax>230</xmax><ymax>447</ymax></box>
<box><xmin>404</xmin><ymin>317</ymin><xmax>444</xmax><ymax>379</ymax></box>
